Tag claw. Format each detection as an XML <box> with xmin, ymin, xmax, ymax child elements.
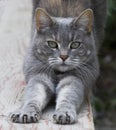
<box><xmin>15</xmin><ymin>114</ymin><xmax>20</xmax><ymax>123</ymax></box>
<box><xmin>11</xmin><ymin>114</ymin><xmax>16</xmax><ymax>122</ymax></box>
<box><xmin>30</xmin><ymin>116</ymin><xmax>34</xmax><ymax>123</ymax></box>
<box><xmin>66</xmin><ymin>112</ymin><xmax>70</xmax><ymax>123</ymax></box>
<box><xmin>53</xmin><ymin>114</ymin><xmax>57</xmax><ymax>121</ymax></box>
<box><xmin>34</xmin><ymin>114</ymin><xmax>39</xmax><ymax>122</ymax></box>
<box><xmin>59</xmin><ymin>116</ymin><xmax>63</xmax><ymax>124</ymax></box>
<box><xmin>23</xmin><ymin>115</ymin><xmax>28</xmax><ymax>123</ymax></box>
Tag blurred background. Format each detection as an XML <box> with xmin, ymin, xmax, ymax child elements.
<box><xmin>94</xmin><ymin>0</ymin><xmax>116</xmax><ymax>130</ymax></box>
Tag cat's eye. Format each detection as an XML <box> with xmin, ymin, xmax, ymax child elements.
<box><xmin>70</xmin><ymin>41</ymin><xmax>81</xmax><ymax>49</ymax></box>
<box><xmin>47</xmin><ymin>40</ymin><xmax>58</xmax><ymax>49</ymax></box>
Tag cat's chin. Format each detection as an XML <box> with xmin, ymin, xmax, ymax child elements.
<box><xmin>54</xmin><ymin>65</ymin><xmax>74</xmax><ymax>72</ymax></box>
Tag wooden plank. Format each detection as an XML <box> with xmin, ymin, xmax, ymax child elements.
<box><xmin>0</xmin><ymin>0</ymin><xmax>95</xmax><ymax>129</ymax></box>
<box><xmin>0</xmin><ymin>100</ymin><xmax>94</xmax><ymax>130</ymax></box>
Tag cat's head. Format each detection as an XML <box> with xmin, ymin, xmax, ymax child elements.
<box><xmin>33</xmin><ymin>8</ymin><xmax>95</xmax><ymax>72</ymax></box>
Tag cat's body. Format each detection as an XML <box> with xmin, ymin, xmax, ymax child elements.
<box><xmin>10</xmin><ymin>0</ymin><xmax>107</xmax><ymax>124</ymax></box>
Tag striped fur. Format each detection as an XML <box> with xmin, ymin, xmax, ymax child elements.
<box><xmin>10</xmin><ymin>0</ymin><xmax>107</xmax><ymax>124</ymax></box>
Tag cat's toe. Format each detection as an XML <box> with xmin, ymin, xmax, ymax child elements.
<box><xmin>19</xmin><ymin>112</ymin><xmax>40</xmax><ymax>123</ymax></box>
<box><xmin>53</xmin><ymin>110</ymin><xmax>77</xmax><ymax>124</ymax></box>
<box><xmin>10</xmin><ymin>113</ymin><xmax>17</xmax><ymax>122</ymax></box>
<box><xmin>10</xmin><ymin>111</ymin><xmax>41</xmax><ymax>123</ymax></box>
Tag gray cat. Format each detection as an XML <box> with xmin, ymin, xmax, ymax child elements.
<box><xmin>10</xmin><ymin>0</ymin><xmax>107</xmax><ymax>124</ymax></box>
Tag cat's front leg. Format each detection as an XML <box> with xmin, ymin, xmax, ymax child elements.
<box><xmin>10</xmin><ymin>74</ymin><xmax>55</xmax><ymax>123</ymax></box>
<box><xmin>53</xmin><ymin>76</ymin><xmax>84</xmax><ymax>124</ymax></box>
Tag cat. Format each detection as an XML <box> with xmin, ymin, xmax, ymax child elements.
<box><xmin>10</xmin><ymin>0</ymin><xmax>107</xmax><ymax>124</ymax></box>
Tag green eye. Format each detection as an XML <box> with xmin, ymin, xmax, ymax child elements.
<box><xmin>47</xmin><ymin>41</ymin><xmax>58</xmax><ymax>49</ymax></box>
<box><xmin>70</xmin><ymin>41</ymin><xmax>81</xmax><ymax>49</ymax></box>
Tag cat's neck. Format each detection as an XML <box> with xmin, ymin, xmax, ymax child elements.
<box><xmin>54</xmin><ymin>69</ymin><xmax>66</xmax><ymax>75</ymax></box>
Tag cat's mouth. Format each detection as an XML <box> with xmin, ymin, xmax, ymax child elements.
<box><xmin>61</xmin><ymin>62</ymin><xmax>67</xmax><ymax>66</ymax></box>
<box><xmin>49</xmin><ymin>58</ymin><xmax>74</xmax><ymax>72</ymax></box>
<box><xmin>55</xmin><ymin>63</ymin><xmax>74</xmax><ymax>72</ymax></box>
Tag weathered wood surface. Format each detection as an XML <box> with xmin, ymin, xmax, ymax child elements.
<box><xmin>0</xmin><ymin>0</ymin><xmax>95</xmax><ymax>129</ymax></box>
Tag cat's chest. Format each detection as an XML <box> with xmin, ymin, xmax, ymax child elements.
<box><xmin>52</xmin><ymin>70</ymin><xmax>76</xmax><ymax>84</ymax></box>
<box><xmin>54</xmin><ymin>70</ymin><xmax>66</xmax><ymax>81</ymax></box>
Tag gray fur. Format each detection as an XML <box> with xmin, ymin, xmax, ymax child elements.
<box><xmin>10</xmin><ymin>0</ymin><xmax>106</xmax><ymax>124</ymax></box>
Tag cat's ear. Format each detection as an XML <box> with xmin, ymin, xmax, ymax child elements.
<box><xmin>35</xmin><ymin>8</ymin><xmax>54</xmax><ymax>30</ymax></box>
<box><xmin>72</xmin><ymin>9</ymin><xmax>93</xmax><ymax>33</ymax></box>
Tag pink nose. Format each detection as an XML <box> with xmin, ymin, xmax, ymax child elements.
<box><xmin>60</xmin><ymin>55</ymin><xmax>68</xmax><ymax>61</ymax></box>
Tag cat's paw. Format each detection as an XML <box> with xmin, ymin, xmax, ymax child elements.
<box><xmin>53</xmin><ymin>110</ymin><xmax>77</xmax><ymax>124</ymax></box>
<box><xmin>9</xmin><ymin>109</ymin><xmax>41</xmax><ymax>123</ymax></box>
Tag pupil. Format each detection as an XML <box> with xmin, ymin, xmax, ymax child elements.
<box><xmin>73</xmin><ymin>43</ymin><xmax>76</xmax><ymax>47</ymax></box>
<box><xmin>52</xmin><ymin>43</ymin><xmax>55</xmax><ymax>46</ymax></box>
<box><xmin>51</xmin><ymin>42</ymin><xmax>55</xmax><ymax>47</ymax></box>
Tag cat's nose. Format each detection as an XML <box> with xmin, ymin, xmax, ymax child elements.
<box><xmin>60</xmin><ymin>55</ymin><xmax>68</xmax><ymax>61</ymax></box>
